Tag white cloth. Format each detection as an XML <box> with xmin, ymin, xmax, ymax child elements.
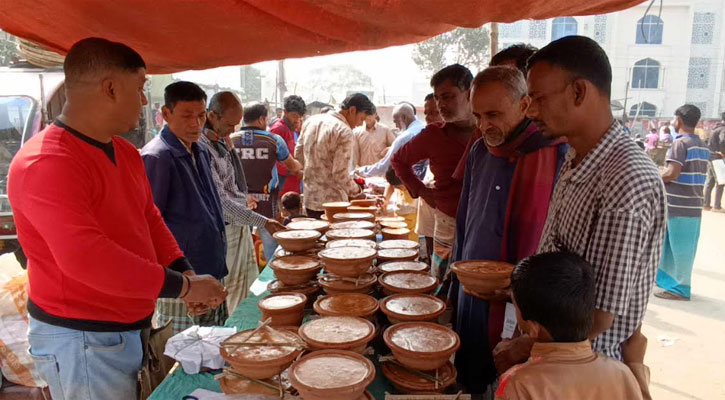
<box><xmin>164</xmin><ymin>326</ymin><xmax>236</xmax><ymax>374</ymax></box>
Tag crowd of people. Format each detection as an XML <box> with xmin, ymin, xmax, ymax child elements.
<box><xmin>6</xmin><ymin>33</ymin><xmax>721</xmax><ymax>400</ymax></box>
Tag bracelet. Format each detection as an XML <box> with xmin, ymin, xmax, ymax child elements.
<box><xmin>180</xmin><ymin>275</ymin><xmax>191</xmax><ymax>299</ymax></box>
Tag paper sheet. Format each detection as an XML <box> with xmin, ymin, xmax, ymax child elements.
<box><xmin>501</xmin><ymin>302</ymin><xmax>518</xmax><ymax>339</ymax></box>
<box><xmin>249</xmin><ymin>279</ymin><xmax>270</xmax><ymax>296</ymax></box>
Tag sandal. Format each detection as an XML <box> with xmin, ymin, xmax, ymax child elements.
<box><xmin>654</xmin><ymin>290</ymin><xmax>689</xmax><ymax>301</ymax></box>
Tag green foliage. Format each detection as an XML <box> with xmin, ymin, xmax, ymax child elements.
<box><xmin>412</xmin><ymin>26</ymin><xmax>490</xmax><ymax>75</ymax></box>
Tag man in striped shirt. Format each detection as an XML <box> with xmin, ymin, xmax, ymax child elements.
<box><xmin>656</xmin><ymin>104</ymin><xmax>709</xmax><ymax>300</ymax></box>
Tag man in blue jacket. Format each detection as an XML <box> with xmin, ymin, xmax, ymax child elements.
<box><xmin>142</xmin><ymin>81</ymin><xmax>228</xmax><ymax>333</ymax></box>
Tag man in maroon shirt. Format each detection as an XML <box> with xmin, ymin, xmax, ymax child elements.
<box><xmin>271</xmin><ymin>95</ymin><xmax>306</xmax><ymax>196</ymax></box>
<box><xmin>8</xmin><ymin>38</ymin><xmax>225</xmax><ymax>399</ymax></box>
<box><xmin>392</xmin><ymin>64</ymin><xmax>476</xmax><ymax>284</ymax></box>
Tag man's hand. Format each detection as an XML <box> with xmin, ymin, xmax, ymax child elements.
<box><xmin>622</xmin><ymin>325</ymin><xmax>647</xmax><ymax>364</ymax></box>
<box><xmin>296</xmin><ymin>169</ymin><xmax>304</xmax><ymax>179</ymax></box>
<box><xmin>183</xmin><ymin>274</ymin><xmax>227</xmax><ymax>306</ymax></box>
<box><xmin>493</xmin><ymin>335</ymin><xmax>535</xmax><ymax>375</ymax></box>
<box><xmin>419</xmin><ymin>187</ymin><xmax>436</xmax><ymax>208</ymax></box>
<box><xmin>265</xmin><ymin>219</ymin><xmax>286</xmax><ymax>235</ymax></box>
<box><xmin>246</xmin><ymin>196</ymin><xmax>258</xmax><ymax>210</ymax></box>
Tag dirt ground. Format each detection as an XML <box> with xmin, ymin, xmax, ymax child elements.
<box><xmin>644</xmin><ymin>210</ymin><xmax>725</xmax><ymax>400</ymax></box>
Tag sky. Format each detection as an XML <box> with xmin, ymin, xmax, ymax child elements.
<box><xmin>174</xmin><ymin>43</ymin><xmax>433</xmax><ymax>107</ymax></box>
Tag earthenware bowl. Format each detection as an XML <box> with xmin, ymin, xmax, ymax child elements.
<box><xmin>323</xmin><ymin>202</ymin><xmax>351</xmax><ymax>221</ymax></box>
<box><xmin>450</xmin><ymin>260</ymin><xmax>514</xmax><ymax>295</ymax></box>
<box><xmin>313</xmin><ymin>293</ymin><xmax>379</xmax><ymax>320</ymax></box>
<box><xmin>318</xmin><ymin>273</ymin><xmax>377</xmax><ymax>295</ymax></box>
<box><xmin>273</xmin><ymin>230</ymin><xmax>322</xmax><ymax>253</ymax></box>
<box><xmin>383</xmin><ymin>322</ymin><xmax>460</xmax><ymax>370</ymax></box>
<box><xmin>269</xmin><ymin>255</ymin><xmax>322</xmax><ymax>286</ymax></box>
<box><xmin>220</xmin><ymin>326</ymin><xmax>304</xmax><ymax>379</ymax></box>
<box><xmin>379</xmin><ymin>271</ymin><xmax>438</xmax><ymax>296</ymax></box>
<box><xmin>258</xmin><ymin>292</ymin><xmax>307</xmax><ymax>327</ymax></box>
<box><xmin>380</xmin><ymin>293</ymin><xmax>446</xmax><ymax>324</ymax></box>
<box><xmin>318</xmin><ymin>246</ymin><xmax>377</xmax><ymax>277</ymax></box>
<box><xmin>298</xmin><ymin>316</ymin><xmax>376</xmax><ymax>354</ymax></box>
<box><xmin>377</xmin><ymin>248</ymin><xmax>419</xmax><ymax>263</ymax></box>
<box><xmin>288</xmin><ymin>349</ymin><xmax>375</xmax><ymax>400</ymax></box>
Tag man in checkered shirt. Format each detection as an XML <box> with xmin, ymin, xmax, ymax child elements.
<box><xmin>493</xmin><ymin>36</ymin><xmax>666</xmax><ymax>373</ymax></box>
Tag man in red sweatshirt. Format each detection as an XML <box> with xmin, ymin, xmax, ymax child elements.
<box><xmin>392</xmin><ymin>64</ymin><xmax>476</xmax><ymax>286</ymax></box>
<box><xmin>7</xmin><ymin>38</ymin><xmax>226</xmax><ymax>400</ymax></box>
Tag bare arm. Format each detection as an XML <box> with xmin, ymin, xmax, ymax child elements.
<box><xmin>661</xmin><ymin>162</ymin><xmax>682</xmax><ymax>183</ymax></box>
<box><xmin>589</xmin><ymin>309</ymin><xmax>615</xmax><ymax>340</ymax></box>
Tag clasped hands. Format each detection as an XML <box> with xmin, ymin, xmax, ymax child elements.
<box><xmin>181</xmin><ymin>271</ymin><xmax>228</xmax><ymax>316</ymax></box>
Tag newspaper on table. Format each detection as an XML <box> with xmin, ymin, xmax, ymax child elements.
<box><xmin>164</xmin><ymin>325</ymin><xmax>236</xmax><ymax>374</ymax></box>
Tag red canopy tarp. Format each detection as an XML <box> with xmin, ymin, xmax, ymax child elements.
<box><xmin>0</xmin><ymin>0</ymin><xmax>644</xmax><ymax>74</ymax></box>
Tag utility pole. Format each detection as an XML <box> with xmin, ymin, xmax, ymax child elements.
<box><xmin>490</xmin><ymin>23</ymin><xmax>499</xmax><ymax>60</ymax></box>
<box><xmin>277</xmin><ymin>60</ymin><xmax>287</xmax><ymax>108</ymax></box>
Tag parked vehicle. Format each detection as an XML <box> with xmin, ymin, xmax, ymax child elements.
<box><xmin>0</xmin><ymin>66</ymin><xmax>154</xmax><ymax>265</ymax></box>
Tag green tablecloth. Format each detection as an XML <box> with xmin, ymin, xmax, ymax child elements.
<box><xmin>149</xmin><ymin>266</ymin><xmax>394</xmax><ymax>399</ymax></box>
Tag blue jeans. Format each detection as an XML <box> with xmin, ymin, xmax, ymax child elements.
<box><xmin>28</xmin><ymin>316</ymin><xmax>143</xmax><ymax>400</ymax></box>
<box><xmin>257</xmin><ymin>226</ymin><xmax>278</xmax><ymax>262</ymax></box>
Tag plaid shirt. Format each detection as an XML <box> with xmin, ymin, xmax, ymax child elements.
<box><xmin>199</xmin><ymin>133</ymin><xmax>268</xmax><ymax>228</ymax></box>
<box><xmin>537</xmin><ymin>121</ymin><xmax>666</xmax><ymax>359</ymax></box>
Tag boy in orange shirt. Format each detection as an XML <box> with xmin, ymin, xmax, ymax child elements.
<box><xmin>496</xmin><ymin>252</ymin><xmax>645</xmax><ymax>400</ymax></box>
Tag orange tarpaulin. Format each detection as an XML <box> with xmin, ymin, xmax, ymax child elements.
<box><xmin>0</xmin><ymin>0</ymin><xmax>644</xmax><ymax>74</ymax></box>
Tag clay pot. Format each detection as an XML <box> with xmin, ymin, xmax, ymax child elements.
<box><xmin>350</xmin><ymin>198</ymin><xmax>377</xmax><ymax>207</ymax></box>
<box><xmin>380</xmin><ymin>294</ymin><xmax>446</xmax><ymax>324</ymax></box>
<box><xmin>380</xmin><ymin>221</ymin><xmax>408</xmax><ymax>229</ymax></box>
<box><xmin>273</xmin><ymin>230</ymin><xmax>322</xmax><ymax>253</ymax></box>
<box><xmin>258</xmin><ymin>292</ymin><xmax>307</xmax><ymax>327</ymax></box>
<box><xmin>313</xmin><ymin>293</ymin><xmax>379</xmax><ymax>319</ymax></box>
<box><xmin>299</xmin><ymin>316</ymin><xmax>376</xmax><ymax>353</ymax></box>
<box><xmin>288</xmin><ymin>349</ymin><xmax>375</xmax><ymax>400</ymax></box>
<box><xmin>378</xmin><ymin>240</ymin><xmax>421</xmax><ymax>251</ymax></box>
<box><xmin>325</xmin><ymin>228</ymin><xmax>376</xmax><ymax>242</ymax></box>
<box><xmin>377</xmin><ymin>248</ymin><xmax>419</xmax><ymax>263</ymax></box>
<box><xmin>379</xmin><ymin>271</ymin><xmax>438</xmax><ymax>295</ymax></box>
<box><xmin>377</xmin><ymin>215</ymin><xmax>405</xmax><ymax>224</ymax></box>
<box><xmin>330</xmin><ymin>220</ymin><xmax>376</xmax><ymax>231</ymax></box>
<box><xmin>382</xmin><ymin>360</ymin><xmax>457</xmax><ymax>394</ymax></box>
<box><xmin>348</xmin><ymin>205</ymin><xmax>378</xmax><ymax>214</ymax></box>
<box><xmin>219</xmin><ymin>374</ymin><xmax>282</xmax><ymax>396</ymax></box>
<box><xmin>325</xmin><ymin>239</ymin><xmax>377</xmax><ymax>250</ymax></box>
<box><xmin>332</xmin><ymin>212</ymin><xmax>376</xmax><ymax>224</ymax></box>
<box><xmin>378</xmin><ymin>261</ymin><xmax>429</xmax><ymax>274</ymax></box>
<box><xmin>267</xmin><ymin>280</ymin><xmax>319</xmax><ymax>305</ymax></box>
<box><xmin>270</xmin><ymin>255</ymin><xmax>322</xmax><ymax>286</ymax></box>
<box><xmin>450</xmin><ymin>260</ymin><xmax>514</xmax><ymax>295</ymax></box>
<box><xmin>286</xmin><ymin>219</ymin><xmax>331</xmax><ymax>235</ymax></box>
<box><xmin>318</xmin><ymin>273</ymin><xmax>377</xmax><ymax>295</ymax></box>
<box><xmin>318</xmin><ymin>246</ymin><xmax>377</xmax><ymax>277</ymax></box>
<box><xmin>383</xmin><ymin>322</ymin><xmax>460</xmax><ymax>371</ymax></box>
<box><xmin>220</xmin><ymin>326</ymin><xmax>304</xmax><ymax>379</ymax></box>
<box><xmin>381</xmin><ymin>228</ymin><xmax>411</xmax><ymax>241</ymax></box>
<box><xmin>323</xmin><ymin>202</ymin><xmax>351</xmax><ymax>221</ymax></box>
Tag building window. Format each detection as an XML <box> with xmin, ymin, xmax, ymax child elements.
<box><xmin>692</xmin><ymin>12</ymin><xmax>715</xmax><ymax>44</ymax></box>
<box><xmin>551</xmin><ymin>17</ymin><xmax>578</xmax><ymax>41</ymax></box>
<box><xmin>529</xmin><ymin>20</ymin><xmax>546</xmax><ymax>40</ymax></box>
<box><xmin>500</xmin><ymin>21</ymin><xmax>525</xmax><ymax>39</ymax></box>
<box><xmin>629</xmin><ymin>102</ymin><xmax>657</xmax><ymax>117</ymax></box>
<box><xmin>687</xmin><ymin>57</ymin><xmax>710</xmax><ymax>89</ymax></box>
<box><xmin>631</xmin><ymin>58</ymin><xmax>661</xmax><ymax>89</ymax></box>
<box><xmin>594</xmin><ymin>15</ymin><xmax>607</xmax><ymax>44</ymax></box>
<box><xmin>636</xmin><ymin>15</ymin><xmax>663</xmax><ymax>44</ymax></box>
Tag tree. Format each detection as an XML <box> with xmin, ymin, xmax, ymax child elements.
<box><xmin>240</xmin><ymin>65</ymin><xmax>262</xmax><ymax>102</ymax></box>
<box><xmin>0</xmin><ymin>32</ymin><xmax>19</xmax><ymax>66</ymax></box>
<box><xmin>303</xmin><ymin>64</ymin><xmax>373</xmax><ymax>102</ymax></box>
<box><xmin>412</xmin><ymin>26</ymin><xmax>490</xmax><ymax>75</ymax></box>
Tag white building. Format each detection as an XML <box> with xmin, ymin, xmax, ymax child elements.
<box><xmin>497</xmin><ymin>0</ymin><xmax>725</xmax><ymax>121</ymax></box>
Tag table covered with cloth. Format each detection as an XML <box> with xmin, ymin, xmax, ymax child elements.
<box><xmin>149</xmin><ymin>265</ymin><xmax>395</xmax><ymax>399</ymax></box>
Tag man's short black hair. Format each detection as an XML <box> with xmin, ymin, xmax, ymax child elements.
<box><xmin>527</xmin><ymin>35</ymin><xmax>612</xmax><ymax>98</ymax></box>
<box><xmin>675</xmin><ymin>104</ymin><xmax>701</xmax><ymax>128</ymax></box>
<box><xmin>430</xmin><ymin>64</ymin><xmax>473</xmax><ymax>91</ymax></box>
<box><xmin>281</xmin><ymin>191</ymin><xmax>302</xmax><ymax>211</ymax></box>
<box><xmin>284</xmin><ymin>95</ymin><xmax>307</xmax><ymax>115</ymax></box>
<box><xmin>64</xmin><ymin>37</ymin><xmax>145</xmax><ymax>88</ymax></box>
<box><xmin>243</xmin><ymin>102</ymin><xmax>269</xmax><ymax>123</ymax></box>
<box><xmin>424</xmin><ymin>93</ymin><xmax>435</xmax><ymax>102</ymax></box>
<box><xmin>491</xmin><ymin>43</ymin><xmax>538</xmax><ymax>74</ymax></box>
<box><xmin>340</xmin><ymin>93</ymin><xmax>376</xmax><ymax>115</ymax></box>
<box><xmin>512</xmin><ymin>252</ymin><xmax>595</xmax><ymax>342</ymax></box>
<box><xmin>385</xmin><ymin>167</ymin><xmax>402</xmax><ymax>187</ymax></box>
<box><xmin>164</xmin><ymin>81</ymin><xmax>207</xmax><ymax>110</ymax></box>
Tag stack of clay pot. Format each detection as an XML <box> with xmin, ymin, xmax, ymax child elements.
<box><xmin>382</xmin><ymin>322</ymin><xmax>460</xmax><ymax>394</ymax></box>
<box><xmin>219</xmin><ymin>325</ymin><xmax>306</xmax><ymax>395</ymax></box>
<box><xmin>317</xmin><ymin>245</ymin><xmax>378</xmax><ymax>295</ymax></box>
<box><xmin>270</xmin><ymin>226</ymin><xmax>327</xmax><ymax>302</ymax></box>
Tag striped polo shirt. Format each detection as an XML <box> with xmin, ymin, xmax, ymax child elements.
<box><xmin>665</xmin><ymin>133</ymin><xmax>710</xmax><ymax>218</ymax></box>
